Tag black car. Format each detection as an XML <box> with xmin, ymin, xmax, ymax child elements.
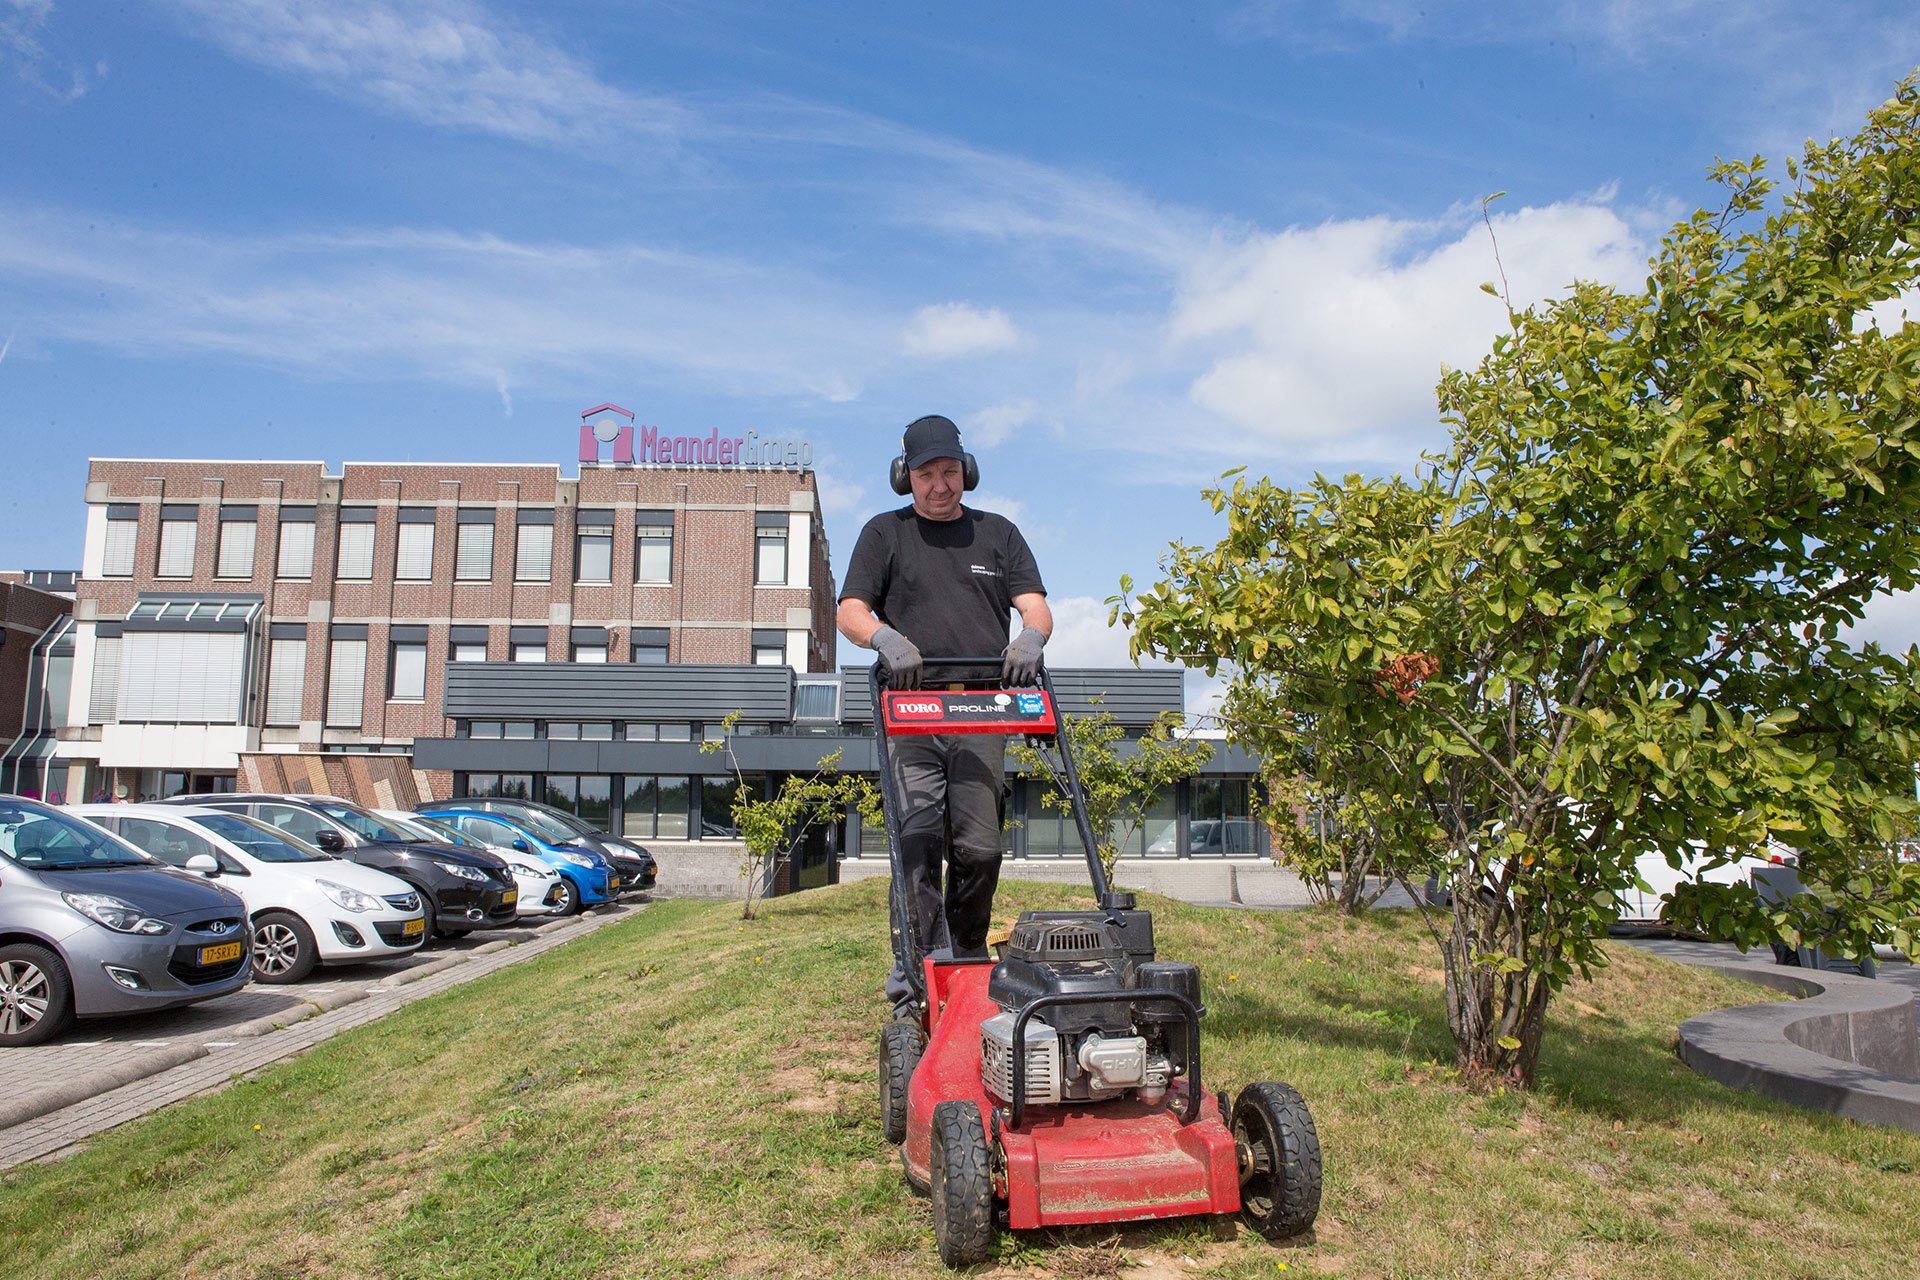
<box><xmin>431</xmin><ymin>798</ymin><xmax>656</xmax><ymax>893</ymax></box>
<box><xmin>156</xmin><ymin>794</ymin><xmax>520</xmax><ymax>936</ymax></box>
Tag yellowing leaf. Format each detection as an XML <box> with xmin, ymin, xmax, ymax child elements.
<box><xmin>1497</xmin><ymin>1035</ymin><xmax>1522</xmax><ymax>1051</ymax></box>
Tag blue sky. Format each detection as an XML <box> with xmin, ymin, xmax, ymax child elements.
<box><xmin>2</xmin><ymin>1</ymin><xmax>1917</xmax><ymax>671</ymax></box>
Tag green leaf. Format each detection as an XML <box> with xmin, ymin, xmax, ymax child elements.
<box><xmin>1496</xmin><ymin>1035</ymin><xmax>1522</xmax><ymax>1051</ymax></box>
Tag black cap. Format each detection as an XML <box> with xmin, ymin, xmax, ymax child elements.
<box><xmin>902</xmin><ymin>415</ymin><xmax>965</xmax><ymax>469</ymax></box>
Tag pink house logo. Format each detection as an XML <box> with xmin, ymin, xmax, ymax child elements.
<box><xmin>579</xmin><ymin>403</ymin><xmax>635</xmax><ymax>463</ymax></box>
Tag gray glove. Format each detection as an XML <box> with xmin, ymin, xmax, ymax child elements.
<box><xmin>1002</xmin><ymin>626</ymin><xmax>1046</xmax><ymax>686</ymax></box>
<box><xmin>871</xmin><ymin>625</ymin><xmax>923</xmax><ymax>690</ymax></box>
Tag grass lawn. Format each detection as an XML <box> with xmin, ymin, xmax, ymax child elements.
<box><xmin>2</xmin><ymin>878</ymin><xmax>1915</xmax><ymax>1279</ymax></box>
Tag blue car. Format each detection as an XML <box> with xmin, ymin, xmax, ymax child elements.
<box><xmin>416</xmin><ymin>807</ymin><xmax>616</xmax><ymax>916</ymax></box>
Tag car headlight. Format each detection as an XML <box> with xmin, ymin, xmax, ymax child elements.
<box><xmin>317</xmin><ymin>879</ymin><xmax>384</xmax><ymax>913</ymax></box>
<box><xmin>435</xmin><ymin>861</ymin><xmax>488</xmax><ymax>882</ymax></box>
<box><xmin>508</xmin><ymin>859</ymin><xmax>547</xmax><ymax>877</ymax></box>
<box><xmin>557</xmin><ymin>851</ymin><xmax>595</xmax><ymax>868</ymax></box>
<box><xmin>62</xmin><ymin>892</ymin><xmax>170</xmax><ymax>935</ymax></box>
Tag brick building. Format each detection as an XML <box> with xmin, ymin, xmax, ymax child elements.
<box><xmin>0</xmin><ymin>573</ymin><xmax>76</xmax><ymax>799</ymax></box>
<box><xmin>44</xmin><ymin>452</ymin><xmax>833</xmax><ymax>804</ymax></box>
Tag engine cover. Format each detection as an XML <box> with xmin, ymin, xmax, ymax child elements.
<box><xmin>988</xmin><ymin>913</ymin><xmax>1142</xmax><ymax>1038</ymax></box>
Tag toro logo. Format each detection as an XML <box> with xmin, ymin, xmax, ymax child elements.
<box><xmin>891</xmin><ymin>697</ymin><xmax>944</xmax><ymax>719</ymax></box>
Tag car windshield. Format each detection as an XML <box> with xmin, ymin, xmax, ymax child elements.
<box><xmin>186</xmin><ymin>812</ymin><xmax>328</xmax><ymax>863</ymax></box>
<box><xmin>404</xmin><ymin>815</ymin><xmax>485</xmax><ymax>851</ymax></box>
<box><xmin>314</xmin><ymin>802</ymin><xmax>422</xmax><ymax>844</ymax></box>
<box><xmin>0</xmin><ymin>802</ymin><xmax>155</xmax><ymax>870</ymax></box>
<box><xmin>496</xmin><ymin>806</ymin><xmax>582</xmax><ymax>843</ymax></box>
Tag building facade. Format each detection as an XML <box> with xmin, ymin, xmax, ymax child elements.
<box><xmin>45</xmin><ymin>454</ymin><xmax>833</xmax><ymax>802</ymax></box>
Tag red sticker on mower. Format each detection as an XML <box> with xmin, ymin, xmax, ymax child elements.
<box><xmin>882</xmin><ymin>689</ymin><xmax>1058</xmax><ymax>735</ymax></box>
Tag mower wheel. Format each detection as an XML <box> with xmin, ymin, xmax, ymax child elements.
<box><xmin>1232</xmin><ymin>1081</ymin><xmax>1323</xmax><ymax>1239</ymax></box>
<box><xmin>930</xmin><ymin>1099</ymin><xmax>995</xmax><ymax>1267</ymax></box>
<box><xmin>879</xmin><ymin>1021</ymin><xmax>924</xmax><ymax>1145</ymax></box>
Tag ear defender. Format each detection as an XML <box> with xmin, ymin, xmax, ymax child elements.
<box><xmin>891</xmin><ymin>452</ymin><xmax>980</xmax><ymax>495</ymax></box>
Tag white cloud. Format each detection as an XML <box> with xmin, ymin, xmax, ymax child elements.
<box><xmin>0</xmin><ymin>206</ymin><xmax>890</xmax><ymax>404</ymax></box>
<box><xmin>901</xmin><ymin>302</ymin><xmax>1022</xmax><ymax>360</ymax></box>
<box><xmin>160</xmin><ymin>0</ymin><xmax>682</xmax><ymax>147</ymax></box>
<box><xmin>964</xmin><ymin>398</ymin><xmax>1060</xmax><ymax>449</ymax></box>
<box><xmin>967</xmin><ymin>492</ymin><xmax>1024</xmax><ymax>526</ymax></box>
<box><xmin>1168</xmin><ymin>200</ymin><xmax>1648</xmax><ymax>456</ymax></box>
<box><xmin>2</xmin><ymin>0</ymin><xmax>101</xmax><ymax>100</ymax></box>
<box><xmin>1841</xmin><ymin>588</ymin><xmax>1920</xmax><ymax>654</ymax></box>
<box><xmin>1861</xmin><ymin>286</ymin><xmax>1918</xmax><ymax>335</ymax></box>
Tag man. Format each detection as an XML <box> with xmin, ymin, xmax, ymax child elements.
<box><xmin>838</xmin><ymin>414</ymin><xmax>1051</xmax><ymax>1012</ymax></box>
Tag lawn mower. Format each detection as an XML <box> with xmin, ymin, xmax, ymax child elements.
<box><xmin>872</xmin><ymin>660</ymin><xmax>1322</xmax><ymax>1267</ymax></box>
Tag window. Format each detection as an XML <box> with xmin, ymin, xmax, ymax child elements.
<box><xmin>455</xmin><ymin>520</ymin><xmax>494</xmax><ymax>580</ymax></box>
<box><xmin>462</xmin><ymin>773</ymin><xmax>533</xmax><ymax>801</ymax></box>
<box><xmin>622</xmin><ymin>775</ymin><xmax>690</xmax><ymax>840</ymax></box>
<box><xmin>449</xmin><ymin>626</ymin><xmax>488</xmax><ymax>663</ymax></box>
<box><xmin>1186</xmin><ymin>779</ymin><xmax>1255</xmax><ymax>856</ymax></box>
<box><xmin>265</xmin><ymin>633</ymin><xmax>307</xmax><ymax>726</ymax></box>
<box><xmin>395</xmin><ymin>515</ymin><xmax>435</xmax><ymax>580</ymax></box>
<box><xmin>701</xmin><ymin>775</ymin><xmax>764</xmax><ymax>838</ymax></box>
<box><xmin>573</xmin><ymin>643</ymin><xmax>607</xmax><ymax>663</ymax></box>
<box><xmin>101</xmin><ymin>508</ymin><xmax>138</xmax><ymax>577</ymax></box>
<box><xmin>325</xmin><ymin>634</ymin><xmax>367</xmax><ymax>727</ymax></box>
<box><xmin>755</xmin><ymin>515</ymin><xmax>788</xmax><ymax>585</ymax></box>
<box><xmin>255</xmin><ymin>803</ymin><xmax>337</xmax><ymax>848</ymax></box>
<box><xmin>389</xmin><ymin>640</ymin><xmax>427</xmax><ymax>700</ymax></box>
<box><xmin>576</xmin><ymin>511</ymin><xmax>613</xmax><ymax>583</ymax></box>
<box><xmin>547</xmin><ymin>722</ymin><xmax>612</xmax><ymax>741</ymax></box>
<box><xmin>543</xmin><ymin>775</ymin><xmax>612</xmax><ymax>830</ymax></box>
<box><xmin>469</xmin><ymin>720</ymin><xmax>503</xmax><ymax>739</ymax></box>
<box><xmin>156</xmin><ymin>510</ymin><xmax>198</xmax><ymax>578</ymax></box>
<box><xmin>335</xmin><ymin>515</ymin><xmax>375</xmax><ymax>580</ymax></box>
<box><xmin>752</xmin><ymin>628</ymin><xmax>786</xmax><ymax>667</ymax></box>
<box><xmin>216</xmin><ymin>513</ymin><xmax>257</xmax><ymax>578</ymax></box>
<box><xmin>635</xmin><ymin>512</ymin><xmax>673</xmax><ymax>583</ymax></box>
<box><xmin>623</xmin><ymin>723</ymin><xmax>657</xmax><ymax>741</ymax></box>
<box><xmin>116</xmin><ymin>602</ymin><xmax>258</xmax><ymax>723</ymax></box>
<box><xmin>515</xmin><ymin>519</ymin><xmax>553</xmax><ymax>581</ymax></box>
<box><xmin>793</xmin><ymin>679</ymin><xmax>839</xmax><ymax>721</ymax></box>
<box><xmin>88</xmin><ymin>633</ymin><xmax>122</xmax><ymax>724</ymax></box>
<box><xmin>276</xmin><ymin>511</ymin><xmax>316</xmax><ymax>579</ymax></box>
<box><xmin>630</xmin><ymin>628</ymin><xmax>669</xmax><ymax>665</ymax></box>
<box><xmin>513</xmin><ymin>642</ymin><xmax>546</xmax><ymax>663</ymax></box>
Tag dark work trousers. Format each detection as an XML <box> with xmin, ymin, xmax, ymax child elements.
<box><xmin>884</xmin><ymin>732</ymin><xmax>1007</xmax><ymax>1011</ymax></box>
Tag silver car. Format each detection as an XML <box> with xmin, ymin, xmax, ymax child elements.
<box><xmin>0</xmin><ymin>796</ymin><xmax>253</xmax><ymax>1045</ymax></box>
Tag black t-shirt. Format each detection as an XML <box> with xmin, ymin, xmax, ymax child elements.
<box><xmin>841</xmin><ymin>506</ymin><xmax>1046</xmax><ymax>679</ymax></box>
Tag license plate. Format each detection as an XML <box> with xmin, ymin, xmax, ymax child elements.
<box><xmin>199</xmin><ymin>942</ymin><xmax>244</xmax><ymax>966</ymax></box>
<box><xmin>503</xmin><ymin>889</ymin><xmax>518</xmax><ymax>905</ymax></box>
<box><xmin>402</xmin><ymin>917</ymin><xmax>425</xmax><ymax>937</ymax></box>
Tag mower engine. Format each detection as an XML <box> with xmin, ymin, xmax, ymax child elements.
<box><xmin>981</xmin><ymin>909</ymin><xmax>1202</xmax><ymax>1109</ymax></box>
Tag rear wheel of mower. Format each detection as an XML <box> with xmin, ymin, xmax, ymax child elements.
<box><xmin>930</xmin><ymin>1099</ymin><xmax>994</xmax><ymax>1267</ymax></box>
<box><xmin>879</xmin><ymin>1021</ymin><xmax>924</xmax><ymax>1145</ymax></box>
<box><xmin>1233</xmin><ymin>1081</ymin><xmax>1323</xmax><ymax>1239</ymax></box>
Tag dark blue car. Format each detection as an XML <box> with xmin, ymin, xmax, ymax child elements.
<box><xmin>416</xmin><ymin>807</ymin><xmax>616</xmax><ymax>916</ymax></box>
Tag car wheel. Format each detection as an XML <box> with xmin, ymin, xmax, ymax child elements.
<box><xmin>551</xmin><ymin>878</ymin><xmax>581</xmax><ymax>917</ymax></box>
<box><xmin>252</xmin><ymin>910</ymin><xmax>319</xmax><ymax>984</ymax></box>
<box><xmin>410</xmin><ymin>885</ymin><xmax>438</xmax><ymax>938</ymax></box>
<box><xmin>930</xmin><ymin>1099</ymin><xmax>995</xmax><ymax>1267</ymax></box>
<box><xmin>0</xmin><ymin>943</ymin><xmax>75</xmax><ymax>1047</ymax></box>
<box><xmin>1232</xmin><ymin>1081</ymin><xmax>1323</xmax><ymax>1239</ymax></box>
<box><xmin>879</xmin><ymin>1020</ymin><xmax>924</xmax><ymax>1145</ymax></box>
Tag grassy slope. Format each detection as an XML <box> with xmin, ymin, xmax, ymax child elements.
<box><xmin>1</xmin><ymin>879</ymin><xmax>1916</xmax><ymax>1280</ymax></box>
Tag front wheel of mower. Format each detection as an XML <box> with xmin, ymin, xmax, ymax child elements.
<box><xmin>879</xmin><ymin>1020</ymin><xmax>924</xmax><ymax>1145</ymax></box>
<box><xmin>930</xmin><ymin>1099</ymin><xmax>995</xmax><ymax>1267</ymax></box>
<box><xmin>1233</xmin><ymin>1081</ymin><xmax>1323</xmax><ymax>1239</ymax></box>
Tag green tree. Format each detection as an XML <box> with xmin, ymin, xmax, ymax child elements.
<box><xmin>1009</xmin><ymin>707</ymin><xmax>1211</xmax><ymax>880</ymax></box>
<box><xmin>1120</xmin><ymin>78</ymin><xmax>1920</xmax><ymax>1085</ymax></box>
<box><xmin>702</xmin><ymin>713</ymin><xmax>881</xmax><ymax>920</ymax></box>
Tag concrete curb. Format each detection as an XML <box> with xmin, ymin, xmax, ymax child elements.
<box><xmin>1677</xmin><ymin>961</ymin><xmax>1920</xmax><ymax>1133</ymax></box>
<box><xmin>0</xmin><ymin>1042</ymin><xmax>209</xmax><ymax>1130</ymax></box>
<box><xmin>223</xmin><ymin>1007</ymin><xmax>321</xmax><ymax>1039</ymax></box>
<box><xmin>375</xmin><ymin>957</ymin><xmax>464</xmax><ymax>988</ymax></box>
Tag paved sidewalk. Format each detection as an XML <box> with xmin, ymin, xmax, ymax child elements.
<box><xmin>0</xmin><ymin>901</ymin><xmax>645</xmax><ymax>1171</ymax></box>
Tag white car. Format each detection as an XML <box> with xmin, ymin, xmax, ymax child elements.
<box><xmin>75</xmin><ymin>803</ymin><xmax>428</xmax><ymax>983</ymax></box>
<box><xmin>376</xmin><ymin>810</ymin><xmax>566</xmax><ymax>918</ymax></box>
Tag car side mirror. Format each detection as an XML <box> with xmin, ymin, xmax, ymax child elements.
<box><xmin>511</xmin><ymin>839</ymin><xmax>528</xmax><ymax>852</ymax></box>
<box><xmin>184</xmin><ymin>853</ymin><xmax>220</xmax><ymax>876</ymax></box>
<box><xmin>317</xmin><ymin>829</ymin><xmax>346</xmax><ymax>852</ymax></box>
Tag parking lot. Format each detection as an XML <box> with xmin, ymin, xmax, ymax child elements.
<box><xmin>0</xmin><ymin>902</ymin><xmax>644</xmax><ymax>1170</ymax></box>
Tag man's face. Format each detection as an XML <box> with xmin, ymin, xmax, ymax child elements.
<box><xmin>909</xmin><ymin>456</ymin><xmax>965</xmax><ymax>521</ymax></box>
